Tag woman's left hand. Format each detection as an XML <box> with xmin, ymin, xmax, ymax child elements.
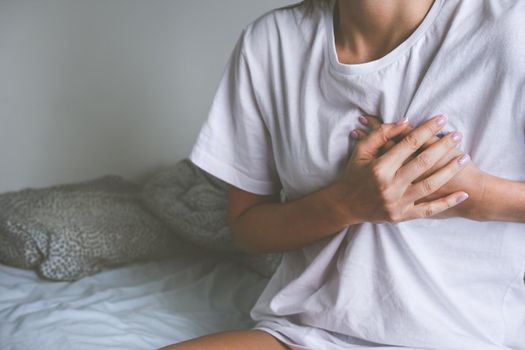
<box><xmin>352</xmin><ymin>115</ymin><xmax>488</xmax><ymax>220</ymax></box>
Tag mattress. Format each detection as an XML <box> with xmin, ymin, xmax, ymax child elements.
<box><xmin>0</xmin><ymin>248</ymin><xmax>269</xmax><ymax>350</ymax></box>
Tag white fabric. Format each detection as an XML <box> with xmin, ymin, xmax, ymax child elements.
<box><xmin>188</xmin><ymin>0</ymin><xmax>525</xmax><ymax>349</ymax></box>
<box><xmin>0</xmin><ymin>251</ymin><xmax>269</xmax><ymax>350</ymax></box>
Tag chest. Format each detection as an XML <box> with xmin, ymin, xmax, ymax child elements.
<box><xmin>267</xmin><ymin>56</ymin><xmax>525</xmax><ymax>201</ymax></box>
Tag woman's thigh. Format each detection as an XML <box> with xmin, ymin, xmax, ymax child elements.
<box><xmin>157</xmin><ymin>329</ymin><xmax>292</xmax><ymax>350</ymax></box>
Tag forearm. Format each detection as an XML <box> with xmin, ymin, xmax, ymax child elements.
<box><xmin>231</xmin><ymin>182</ymin><xmax>352</xmax><ymax>254</ymax></box>
<box><xmin>473</xmin><ymin>174</ymin><xmax>525</xmax><ymax>223</ymax></box>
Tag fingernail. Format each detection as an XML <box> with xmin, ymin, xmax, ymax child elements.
<box><xmin>358</xmin><ymin>116</ymin><xmax>368</xmax><ymax>125</ymax></box>
<box><xmin>457</xmin><ymin>154</ymin><xmax>470</xmax><ymax>166</ymax></box>
<box><xmin>396</xmin><ymin>117</ymin><xmax>408</xmax><ymax>125</ymax></box>
<box><xmin>350</xmin><ymin>130</ymin><xmax>359</xmax><ymax>139</ymax></box>
<box><xmin>451</xmin><ymin>131</ymin><xmax>463</xmax><ymax>142</ymax></box>
<box><xmin>456</xmin><ymin>192</ymin><xmax>469</xmax><ymax>203</ymax></box>
<box><xmin>435</xmin><ymin>115</ymin><xmax>447</xmax><ymax>126</ymax></box>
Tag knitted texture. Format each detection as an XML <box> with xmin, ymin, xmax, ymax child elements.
<box><xmin>0</xmin><ymin>175</ymin><xmax>185</xmax><ymax>281</ymax></box>
<box><xmin>142</xmin><ymin>158</ymin><xmax>283</xmax><ymax>277</ymax></box>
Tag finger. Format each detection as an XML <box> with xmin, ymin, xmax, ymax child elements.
<box><xmin>359</xmin><ymin>115</ymin><xmax>383</xmax><ymax>130</ymax></box>
<box><xmin>359</xmin><ymin>116</ymin><xmax>402</xmax><ymax>152</ymax></box>
<box><xmin>378</xmin><ymin>115</ymin><xmax>448</xmax><ymax>171</ymax></box>
<box><xmin>409</xmin><ymin>191</ymin><xmax>469</xmax><ymax>220</ymax></box>
<box><xmin>350</xmin><ymin>120</ymin><xmax>411</xmax><ymax>161</ymax></box>
<box><xmin>406</xmin><ymin>152</ymin><xmax>471</xmax><ymax>202</ymax></box>
<box><xmin>411</xmin><ymin>147</ymin><xmax>464</xmax><ymax>183</ymax></box>
<box><xmin>396</xmin><ymin>130</ymin><xmax>463</xmax><ymax>184</ymax></box>
<box><xmin>383</xmin><ymin>125</ymin><xmax>444</xmax><ymax>165</ymax></box>
<box><xmin>392</xmin><ymin>126</ymin><xmax>412</xmax><ymax>143</ymax></box>
<box><xmin>420</xmin><ymin>132</ymin><xmax>445</xmax><ymax>150</ymax></box>
<box><xmin>362</xmin><ymin>116</ymin><xmax>409</xmax><ymax>153</ymax></box>
<box><xmin>388</xmin><ymin>125</ymin><xmax>443</xmax><ymax>163</ymax></box>
<box><xmin>398</xmin><ymin>129</ymin><xmax>434</xmax><ymax>166</ymax></box>
<box><xmin>383</xmin><ymin>139</ymin><xmax>398</xmax><ymax>153</ymax></box>
<box><xmin>388</xmin><ymin>121</ymin><xmax>446</xmax><ymax>165</ymax></box>
<box><xmin>365</xmin><ymin>118</ymin><xmax>442</xmax><ymax>147</ymax></box>
<box><xmin>364</xmin><ymin>117</ymin><xmax>399</xmax><ymax>154</ymax></box>
<box><xmin>348</xmin><ymin>129</ymin><xmax>370</xmax><ymax>158</ymax></box>
<box><xmin>349</xmin><ymin>128</ymin><xmax>368</xmax><ymax>140</ymax></box>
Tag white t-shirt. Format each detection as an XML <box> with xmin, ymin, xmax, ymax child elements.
<box><xmin>188</xmin><ymin>0</ymin><xmax>525</xmax><ymax>349</ymax></box>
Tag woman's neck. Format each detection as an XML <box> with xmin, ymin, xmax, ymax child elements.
<box><xmin>334</xmin><ymin>0</ymin><xmax>435</xmax><ymax>64</ymax></box>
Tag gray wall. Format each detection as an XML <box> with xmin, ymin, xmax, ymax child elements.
<box><xmin>0</xmin><ymin>0</ymin><xmax>294</xmax><ymax>193</ymax></box>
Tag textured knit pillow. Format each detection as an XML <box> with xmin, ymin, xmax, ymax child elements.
<box><xmin>142</xmin><ymin>158</ymin><xmax>283</xmax><ymax>277</ymax></box>
<box><xmin>0</xmin><ymin>175</ymin><xmax>187</xmax><ymax>281</ymax></box>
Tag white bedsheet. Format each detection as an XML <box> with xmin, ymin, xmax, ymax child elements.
<box><xmin>0</xmin><ymin>249</ymin><xmax>269</xmax><ymax>350</ymax></box>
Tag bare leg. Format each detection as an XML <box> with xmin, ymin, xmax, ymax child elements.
<box><xmin>157</xmin><ymin>329</ymin><xmax>292</xmax><ymax>350</ymax></box>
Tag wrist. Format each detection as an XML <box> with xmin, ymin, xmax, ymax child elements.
<box><xmin>328</xmin><ymin>180</ymin><xmax>363</xmax><ymax>226</ymax></box>
<box><xmin>477</xmin><ymin>173</ymin><xmax>525</xmax><ymax>223</ymax></box>
<box><xmin>456</xmin><ymin>167</ymin><xmax>489</xmax><ymax>221</ymax></box>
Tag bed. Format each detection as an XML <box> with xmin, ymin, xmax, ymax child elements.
<box><xmin>0</xmin><ymin>249</ymin><xmax>269</xmax><ymax>350</ymax></box>
<box><xmin>0</xmin><ymin>160</ymin><xmax>278</xmax><ymax>350</ymax></box>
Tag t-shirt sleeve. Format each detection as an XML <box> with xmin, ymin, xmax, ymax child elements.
<box><xmin>188</xmin><ymin>29</ymin><xmax>281</xmax><ymax>195</ymax></box>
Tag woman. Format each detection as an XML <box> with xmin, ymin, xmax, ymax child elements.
<box><xmin>160</xmin><ymin>0</ymin><xmax>525</xmax><ymax>349</ymax></box>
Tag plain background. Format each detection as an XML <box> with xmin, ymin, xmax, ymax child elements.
<box><xmin>0</xmin><ymin>0</ymin><xmax>295</xmax><ymax>193</ymax></box>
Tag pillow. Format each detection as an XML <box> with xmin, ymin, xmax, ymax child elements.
<box><xmin>0</xmin><ymin>175</ymin><xmax>189</xmax><ymax>281</ymax></box>
<box><xmin>142</xmin><ymin>158</ymin><xmax>283</xmax><ymax>277</ymax></box>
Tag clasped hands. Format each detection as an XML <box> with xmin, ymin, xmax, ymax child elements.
<box><xmin>335</xmin><ymin>114</ymin><xmax>487</xmax><ymax>224</ymax></box>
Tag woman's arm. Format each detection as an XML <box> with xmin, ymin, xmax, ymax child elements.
<box><xmin>461</xmin><ymin>172</ymin><xmax>525</xmax><ymax>222</ymax></box>
<box><xmin>229</xmin><ymin>183</ymin><xmax>353</xmax><ymax>254</ymax></box>
<box><xmin>423</xmin><ymin>164</ymin><xmax>525</xmax><ymax>223</ymax></box>
<box><xmin>230</xmin><ymin>116</ymin><xmax>469</xmax><ymax>254</ymax></box>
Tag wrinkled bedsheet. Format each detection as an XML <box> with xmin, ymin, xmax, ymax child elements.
<box><xmin>0</xmin><ymin>249</ymin><xmax>269</xmax><ymax>350</ymax></box>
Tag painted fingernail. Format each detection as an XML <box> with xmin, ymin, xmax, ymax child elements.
<box><xmin>456</xmin><ymin>192</ymin><xmax>469</xmax><ymax>203</ymax></box>
<box><xmin>451</xmin><ymin>132</ymin><xmax>463</xmax><ymax>142</ymax></box>
<box><xmin>350</xmin><ymin>130</ymin><xmax>359</xmax><ymax>139</ymax></box>
<box><xmin>457</xmin><ymin>154</ymin><xmax>470</xmax><ymax>166</ymax></box>
<box><xmin>358</xmin><ymin>116</ymin><xmax>368</xmax><ymax>125</ymax></box>
<box><xmin>435</xmin><ymin>115</ymin><xmax>447</xmax><ymax>126</ymax></box>
<box><xmin>396</xmin><ymin>117</ymin><xmax>408</xmax><ymax>125</ymax></box>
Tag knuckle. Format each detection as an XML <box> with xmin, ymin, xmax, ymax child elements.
<box><xmin>354</xmin><ymin>143</ymin><xmax>368</xmax><ymax>158</ymax></box>
<box><xmin>415</xmin><ymin>153</ymin><xmax>431</xmax><ymax>170</ymax></box>
<box><xmin>385</xmin><ymin>207</ymin><xmax>401</xmax><ymax>223</ymax></box>
<box><xmin>371</xmin><ymin>162</ymin><xmax>388</xmax><ymax>182</ymax></box>
<box><xmin>380</xmin><ymin>193</ymin><xmax>400</xmax><ymax>220</ymax></box>
<box><xmin>374</xmin><ymin>125</ymin><xmax>390</xmax><ymax>144</ymax></box>
<box><xmin>423</xmin><ymin>205</ymin><xmax>434</xmax><ymax>217</ymax></box>
<box><xmin>379</xmin><ymin>190</ymin><xmax>391</xmax><ymax>205</ymax></box>
<box><xmin>426</xmin><ymin>123</ymin><xmax>439</xmax><ymax>135</ymax></box>
<box><xmin>421</xmin><ymin>178</ymin><xmax>435</xmax><ymax>194</ymax></box>
<box><xmin>403</xmin><ymin>134</ymin><xmax>420</xmax><ymax>150</ymax></box>
<box><xmin>445</xmin><ymin>159</ymin><xmax>462</xmax><ymax>174</ymax></box>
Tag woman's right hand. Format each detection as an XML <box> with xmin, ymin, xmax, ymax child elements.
<box><xmin>335</xmin><ymin>115</ymin><xmax>470</xmax><ymax>224</ymax></box>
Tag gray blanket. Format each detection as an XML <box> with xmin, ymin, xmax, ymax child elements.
<box><xmin>0</xmin><ymin>160</ymin><xmax>282</xmax><ymax>281</ymax></box>
<box><xmin>0</xmin><ymin>175</ymin><xmax>187</xmax><ymax>281</ymax></box>
<box><xmin>142</xmin><ymin>159</ymin><xmax>283</xmax><ymax>277</ymax></box>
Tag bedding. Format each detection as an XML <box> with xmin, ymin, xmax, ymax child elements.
<box><xmin>142</xmin><ymin>158</ymin><xmax>283</xmax><ymax>277</ymax></box>
<box><xmin>0</xmin><ymin>159</ymin><xmax>282</xmax><ymax>281</ymax></box>
<box><xmin>0</xmin><ymin>175</ymin><xmax>181</xmax><ymax>281</ymax></box>
<box><xmin>0</xmin><ymin>247</ymin><xmax>269</xmax><ymax>350</ymax></box>
<box><xmin>0</xmin><ymin>161</ymin><xmax>276</xmax><ymax>349</ymax></box>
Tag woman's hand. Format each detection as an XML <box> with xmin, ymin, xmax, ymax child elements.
<box><xmin>353</xmin><ymin>115</ymin><xmax>487</xmax><ymax>220</ymax></box>
<box><xmin>335</xmin><ymin>115</ymin><xmax>471</xmax><ymax>225</ymax></box>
